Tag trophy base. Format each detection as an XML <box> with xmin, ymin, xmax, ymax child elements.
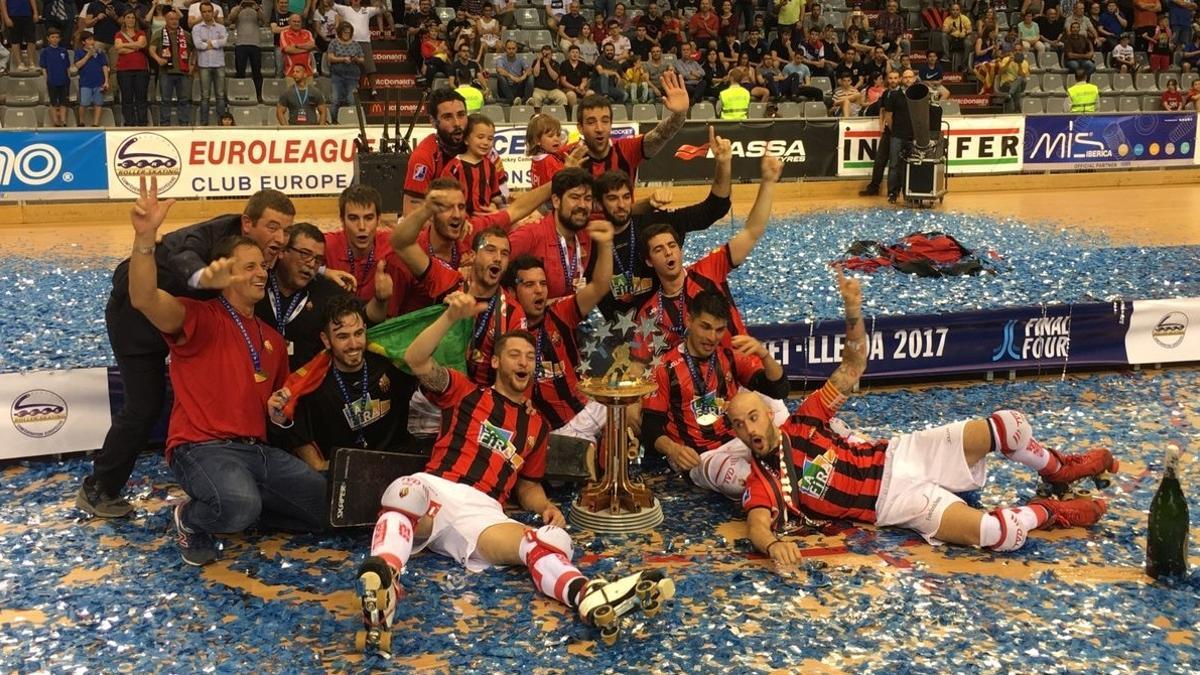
<box><xmin>569</xmin><ymin>498</ymin><xmax>664</xmax><ymax>534</ymax></box>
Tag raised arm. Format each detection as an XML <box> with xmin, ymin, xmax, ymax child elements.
<box><xmin>726</xmin><ymin>154</ymin><xmax>781</xmax><ymax>266</ymax></box>
<box><xmin>574</xmin><ymin>220</ymin><xmax>614</xmax><ymax>315</ymax></box>
<box><xmin>709</xmin><ymin>124</ymin><xmax>732</xmax><ymax>198</ymax></box>
<box><xmin>128</xmin><ymin>177</ymin><xmax>187</xmax><ymax>336</ymax></box>
<box><xmin>642</xmin><ymin>70</ymin><xmax>689</xmax><ymax>157</ymax></box>
<box><xmin>388</xmin><ymin>198</ymin><xmax>438</xmax><ymax>276</ymax></box>
<box><xmin>827</xmin><ymin>267</ymin><xmax>867</xmax><ymax>396</ymax></box>
<box><xmin>404</xmin><ymin>291</ymin><xmax>485</xmax><ymax>389</ymax></box>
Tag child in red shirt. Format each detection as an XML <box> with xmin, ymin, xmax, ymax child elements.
<box><xmin>526</xmin><ymin>113</ymin><xmax>565</xmax><ymax>190</ymax></box>
<box><xmin>442</xmin><ymin>113</ymin><xmax>508</xmax><ymax>214</ymax></box>
<box><xmin>1161</xmin><ymin>78</ymin><xmax>1184</xmax><ymax>111</ymax></box>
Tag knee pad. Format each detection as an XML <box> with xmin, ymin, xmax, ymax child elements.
<box><xmin>527</xmin><ymin>525</ymin><xmax>574</xmax><ymax>560</ymax></box>
<box><xmin>380</xmin><ymin>476</ymin><xmax>431</xmax><ymax>521</ymax></box>
<box><xmin>989</xmin><ymin>409</ymin><xmax>1032</xmax><ymax>454</ymax></box>
<box><xmin>981</xmin><ymin>509</ymin><xmax>1029</xmax><ymax>552</ymax></box>
<box><xmin>700</xmin><ymin>453</ymin><xmax>751</xmax><ymax>499</ymax></box>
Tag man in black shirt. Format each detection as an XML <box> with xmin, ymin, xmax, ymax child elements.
<box><xmin>559</xmin><ymin>44</ymin><xmax>594</xmax><ymax>108</ymax></box>
<box><xmin>834</xmin><ymin>47</ymin><xmax>863</xmax><ymax>88</ymax></box>
<box><xmin>636</xmin><ymin>2</ymin><xmax>663</xmax><ymax>40</ymax></box>
<box><xmin>451</xmin><ymin>43</ymin><xmax>487</xmax><ymax>92</ymax></box>
<box><xmin>589</xmin><ymin>126</ymin><xmax>733</xmax><ymax>320</ymax></box>
<box><xmin>529</xmin><ymin>44</ymin><xmax>569</xmax><ymax>106</ymax></box>
<box><xmin>254</xmin><ymin>223</ymin><xmax>351</xmax><ymax>370</ymax></box>
<box><xmin>630</xmin><ymin>24</ymin><xmax>656</xmax><ymax>61</ymax></box>
<box><xmin>739</xmin><ymin>27</ymin><xmax>767</xmax><ymax>66</ymax></box>
<box><xmin>271</xmin><ymin>297</ymin><xmax>412</xmax><ymax>472</ymax></box>
<box><xmin>883</xmin><ymin>68</ymin><xmax>916</xmax><ymax>202</ymax></box>
<box><xmin>769</xmin><ymin>24</ymin><xmax>800</xmax><ymax>62</ymax></box>
<box><xmin>556</xmin><ymin>1</ymin><xmax>587</xmax><ymax>49</ymax></box>
<box><xmin>860</xmin><ymin>69</ymin><xmax>902</xmax><ymax>197</ymax></box>
<box><xmin>1037</xmin><ymin>7</ymin><xmax>1067</xmax><ymax>52</ymax></box>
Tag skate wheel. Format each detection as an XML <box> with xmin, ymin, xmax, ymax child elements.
<box><xmin>592</xmin><ymin>603</ymin><xmax>616</xmax><ymax>627</ymax></box>
<box><xmin>378</xmin><ymin>630</ymin><xmax>392</xmax><ymax>653</ymax></box>
<box><xmin>642</xmin><ymin>599</ymin><xmax>661</xmax><ymax>618</ymax></box>
<box><xmin>656</xmin><ymin>576</ymin><xmax>676</xmax><ymax>601</ymax></box>
<box><xmin>355</xmin><ymin>630</ymin><xmax>367</xmax><ymax>651</ymax></box>
<box><xmin>1093</xmin><ymin>472</ymin><xmax>1113</xmax><ymax>490</ymax></box>
<box><xmin>635</xmin><ymin>579</ymin><xmax>655</xmax><ymax>602</ymax></box>
<box><xmin>600</xmin><ymin>623</ymin><xmax>620</xmax><ymax>646</ymax></box>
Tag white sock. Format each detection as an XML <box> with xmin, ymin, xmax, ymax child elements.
<box><xmin>979</xmin><ymin>506</ymin><xmax>1050</xmax><ymax>551</ymax></box>
<box><xmin>370</xmin><ymin>510</ymin><xmax>415</xmax><ymax>572</ymax></box>
<box><xmin>989</xmin><ymin>410</ymin><xmax>1060</xmax><ymax>474</ymax></box>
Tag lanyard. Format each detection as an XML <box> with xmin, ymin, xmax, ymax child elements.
<box><xmin>346</xmin><ymin>240</ymin><xmax>374</xmax><ymax>288</ymax></box>
<box><xmin>294</xmin><ymin>84</ymin><xmax>309</xmax><ymax>108</ymax></box>
<box><xmin>556</xmin><ymin>233</ymin><xmax>581</xmax><ymax>289</ymax></box>
<box><xmin>614</xmin><ymin>225</ymin><xmax>636</xmax><ymax>282</ymax></box>
<box><xmin>472</xmin><ymin>293</ymin><xmax>500</xmax><ymax>344</ymax></box>
<box><xmin>267</xmin><ymin>273</ymin><xmax>307</xmax><ymax>338</ymax></box>
<box><xmin>657</xmin><ymin>287</ymin><xmax>686</xmax><ymax>338</ymax></box>
<box><xmin>682</xmin><ymin>348</ymin><xmax>719</xmax><ymax>396</ymax></box>
<box><xmin>428</xmin><ymin>235</ymin><xmax>460</xmax><ymax>269</ymax></box>
<box><xmin>332</xmin><ymin>360</ymin><xmax>370</xmax><ymax>447</ymax></box>
<box><xmin>219</xmin><ymin>296</ymin><xmax>267</xmax><ymax>382</ymax></box>
<box><xmin>534</xmin><ymin>321</ymin><xmax>548</xmax><ymax>379</ymax></box>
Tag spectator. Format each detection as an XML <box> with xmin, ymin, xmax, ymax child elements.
<box><xmin>310</xmin><ymin>0</ymin><xmax>336</xmax><ymax>75</ymax></box>
<box><xmin>802</xmin><ymin>28</ymin><xmax>837</xmax><ymax>79</ymax></box>
<box><xmin>1021</xmin><ymin>0</ymin><xmax>1046</xmax><ymax>15</ymax></box>
<box><xmin>187</xmin><ymin>0</ymin><xmax>224</xmax><ymax>27</ymax></box>
<box><xmin>1096</xmin><ymin>1</ymin><xmax>1127</xmax><ymax>51</ymax></box>
<box><xmin>863</xmin><ymin>70</ymin><xmax>887</xmax><ymax>107</ymax></box>
<box><xmin>447</xmin><ymin>6</ymin><xmax>472</xmax><ymax>49</ymax></box>
<box><xmin>490</xmin><ymin>0</ymin><xmax>515</xmax><ymax>29</ymax></box>
<box><xmin>1111</xmin><ymin>32</ymin><xmax>1136</xmax><ymax>71</ymax></box>
<box><xmin>219</xmin><ymin>111</ymin><xmax>235</xmax><ymax>124</ymax></box>
<box><xmin>1132</xmin><ymin>0</ymin><xmax>1161</xmax><ymax>50</ymax></box>
<box><xmin>192</xmin><ymin>2</ymin><xmax>228</xmax><ymax>125</ymax></box>
<box><xmin>757</xmin><ymin>52</ymin><xmax>785</xmax><ymax>99</ymax></box>
<box><xmin>80</xmin><ymin>0</ymin><xmax>127</xmax><ymax>68</ymax></box>
<box><xmin>1066</xmin><ymin>68</ymin><xmax>1099</xmax><ymax>110</ymax></box>
<box><xmin>782</xmin><ymin>49</ymin><xmax>825</xmax><ymax>101</ymax></box>
<box><xmin>1182</xmin><ymin>32</ymin><xmax>1200</xmax><ymax>70</ymax></box>
<box><xmin>862</xmin><ymin>45</ymin><xmax>891</xmax><ymax>82</ymax></box>
<box><xmin>419</xmin><ymin>22</ymin><xmax>454</xmax><ymax>83</ymax></box>
<box><xmin>717</xmin><ymin>66</ymin><xmax>749</xmax><ymax>118</ymax></box>
<box><xmin>610</xmin><ymin>1</ymin><xmax>630</xmax><ymax>31</ymax></box>
<box><xmin>624</xmin><ymin>52</ymin><xmax>652</xmax><ymax>103</ymax></box>
<box><xmin>603</xmin><ymin>21</ymin><xmax>631</xmax><ymax>61</ymax></box>
<box><xmin>1036</xmin><ymin>7</ymin><xmax>1067</xmax><ymax>53</ymax></box>
<box><xmin>802</xmin><ymin>2</ymin><xmax>825</xmax><ymax>36</ymax></box>
<box><xmin>544</xmin><ymin>0</ymin><xmax>567</xmax><ymax>29</ymax></box>
<box><xmin>635</xmin><ymin>2</ymin><xmax>662</xmax><ymax>42</ymax></box>
<box><xmin>332</xmin><ymin>0</ymin><xmax>381</xmax><ymax>98</ymax></box>
<box><xmin>1000</xmin><ymin>25</ymin><xmax>1021</xmax><ymax>55</ymax></box>
<box><xmin>74</xmin><ymin>31</ymin><xmax>110</xmax><ymax>126</ymax></box>
<box><xmin>942</xmin><ymin>2</ymin><xmax>972</xmax><ymax>72</ymax></box>
<box><xmin>995</xmin><ymin>43</ymin><xmax>1031</xmax><ymax>112</ymax></box>
<box><xmin>830</xmin><ymin>72</ymin><xmax>864</xmax><ymax>116</ymax></box>
<box><xmin>776</xmin><ymin>0</ymin><xmax>803</xmax><ymax>31</ymax></box>
<box><xmin>474</xmin><ymin>3</ymin><xmax>502</xmax><ymax>54</ymax></box>
<box><xmin>659</xmin><ymin>9</ymin><xmax>683</xmax><ymax>56</ymax></box>
<box><xmin>228</xmin><ymin>1</ymin><xmax>267</xmax><ymax>101</ymax></box>
<box><xmin>114</xmin><ymin>9</ymin><xmax>149</xmax><ymax>126</ymax></box>
<box><xmin>279</xmin><ymin>12</ymin><xmax>315</xmax><ymax>76</ymax></box>
<box><xmin>835</xmin><ymin>46</ymin><xmax>864</xmax><ymax>88</ymax></box>
<box><xmin>1161</xmin><ymin>76</ymin><xmax>1184</xmax><ymax>108</ymax></box>
<box><xmin>718</xmin><ymin>31</ymin><xmax>741</xmax><ymax>68</ymax></box>
<box><xmin>1017</xmin><ymin>10</ymin><xmax>1047</xmax><ymax>54</ymax></box>
<box><xmin>269</xmin><ymin>0</ymin><xmax>290</xmax><ymax>76</ymax></box>
<box><xmin>1186</xmin><ymin>76</ymin><xmax>1200</xmax><ymax>106</ymax></box>
<box><xmin>644</xmin><ymin>43</ymin><xmax>671</xmax><ymax>101</ymax></box>
<box><xmin>1149</xmin><ymin>14</ymin><xmax>1174</xmax><ymax>69</ymax></box>
<box><xmin>734</xmin><ymin>52</ymin><xmax>770</xmax><ymax>100</ymax></box>
<box><xmin>530</xmin><ymin>44</ymin><xmax>566</xmax><ymax>105</ymax></box>
<box><xmin>39</xmin><ymin>28</ymin><xmax>71</xmax><ymax>126</ymax></box>
<box><xmin>557</xmin><ymin>2</ymin><xmax>587</xmax><ymax>50</ymax></box>
<box><xmin>688</xmin><ymin>0</ymin><xmax>720</xmax><ymax>45</ymax></box>
<box><xmin>769</xmin><ymin>23</ymin><xmax>800</xmax><ymax>61</ymax></box>
<box><xmin>717</xmin><ymin>0</ymin><xmax>738</xmax><ymax>37</ymax></box>
<box><xmin>594</xmin><ymin>0</ymin><xmax>614</xmax><ymax>25</ymax></box>
<box><xmin>1064</xmin><ymin>21</ymin><xmax>1096</xmax><ymax>74</ymax></box>
<box><xmin>451</xmin><ymin>42</ymin><xmax>488</xmax><ymax>93</ymax></box>
<box><xmin>702</xmin><ymin>46</ymin><xmax>729</xmax><ymax>98</ymax></box>
<box><xmin>973</xmin><ymin>24</ymin><xmax>1000</xmax><ymax>92</ymax></box>
<box><xmin>151</xmin><ymin>9</ymin><xmax>193</xmax><ymax>125</ymax></box>
<box><xmin>328</xmin><ymin>21</ymin><xmax>364</xmax><ymax>123</ymax></box>
<box><xmin>878</xmin><ymin>1</ymin><xmax>911</xmax><ymax>55</ymax></box>
<box><xmin>277</xmin><ymin>63</ymin><xmax>327</xmax><ymax>124</ymax></box>
<box><xmin>404</xmin><ymin>0</ymin><xmax>435</xmax><ymax>37</ymax></box>
<box><xmin>576</xmin><ymin>22</ymin><xmax>599</xmax><ymax>63</ymax></box>
<box><xmin>2</xmin><ymin>0</ymin><xmax>38</xmax><ymax>71</ymax></box>
<box><xmin>559</xmin><ymin>44</ymin><xmax>594</xmax><ymax>107</ymax></box>
<box><xmin>740</xmin><ymin>26</ymin><xmax>767</xmax><ymax>66</ymax></box>
<box><xmin>675</xmin><ymin>40</ymin><xmax>707</xmax><ymax>101</ymax></box>
<box><xmin>43</xmin><ymin>0</ymin><xmax>75</xmax><ymax>51</ymax></box>
<box><xmin>918</xmin><ymin>50</ymin><xmax>953</xmax><ymax>100</ymax></box>
<box><xmin>1065</xmin><ymin>2</ymin><xmax>1098</xmax><ymax>39</ymax></box>
<box><xmin>1169</xmin><ymin>0</ymin><xmax>1196</xmax><ymax>48</ymax></box>
<box><xmin>922</xmin><ymin>0</ymin><xmax>949</xmax><ymax>58</ymax></box>
<box><xmin>629</xmin><ymin>23</ymin><xmax>654</xmax><ymax>61</ymax></box>
<box><xmin>494</xmin><ymin>39</ymin><xmax>531</xmax><ymax>103</ymax></box>
<box><xmin>593</xmin><ymin>40</ymin><xmax>627</xmax><ymax>101</ymax></box>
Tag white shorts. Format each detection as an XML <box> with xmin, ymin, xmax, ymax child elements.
<box><xmin>552</xmin><ymin>399</ymin><xmax>606</xmax><ymax>441</ymax></box>
<box><xmin>684</xmin><ymin>394</ymin><xmax>791</xmax><ymax>499</ymax></box>
<box><xmin>873</xmin><ymin>420</ymin><xmax>987</xmax><ymax>543</ymax></box>
<box><xmin>405</xmin><ymin>472</ymin><xmax>521</xmax><ymax>572</ymax></box>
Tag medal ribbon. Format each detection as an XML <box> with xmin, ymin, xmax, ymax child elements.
<box><xmin>267</xmin><ymin>273</ymin><xmax>307</xmax><ymax>338</ymax></box>
<box><xmin>333</xmin><ymin>359</ymin><xmax>370</xmax><ymax>447</ymax></box>
<box><xmin>219</xmin><ymin>296</ymin><xmax>266</xmax><ymax>381</ymax></box>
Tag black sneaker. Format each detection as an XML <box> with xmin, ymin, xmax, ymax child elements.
<box><xmin>858</xmin><ymin>185</ymin><xmax>880</xmax><ymax>196</ymax></box>
<box><xmin>887</xmin><ymin>192</ymin><xmax>899</xmax><ymax>204</ymax></box>
<box><xmin>173</xmin><ymin>501</ymin><xmax>218</xmax><ymax>566</ymax></box>
<box><xmin>75</xmin><ymin>477</ymin><xmax>133</xmax><ymax>518</ymax></box>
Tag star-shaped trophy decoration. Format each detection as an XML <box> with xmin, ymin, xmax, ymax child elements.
<box><xmin>612</xmin><ymin>310</ymin><xmax>637</xmax><ymax>336</ymax></box>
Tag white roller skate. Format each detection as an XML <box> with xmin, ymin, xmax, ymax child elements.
<box><xmin>577</xmin><ymin>568</ymin><xmax>676</xmax><ymax>646</ymax></box>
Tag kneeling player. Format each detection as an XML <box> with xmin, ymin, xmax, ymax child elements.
<box><xmin>355</xmin><ymin>292</ymin><xmax>674</xmax><ymax>652</ymax></box>
<box><xmin>731</xmin><ymin>271</ymin><xmax>1116</xmax><ymax>563</ymax></box>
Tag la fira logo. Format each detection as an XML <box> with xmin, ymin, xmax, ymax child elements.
<box><xmin>11</xmin><ymin>389</ymin><xmax>68</xmax><ymax>439</ymax></box>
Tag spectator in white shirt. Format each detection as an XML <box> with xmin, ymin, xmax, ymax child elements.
<box><xmin>332</xmin><ymin>0</ymin><xmax>381</xmax><ymax>97</ymax></box>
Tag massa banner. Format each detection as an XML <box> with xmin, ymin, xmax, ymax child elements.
<box><xmin>637</xmin><ymin>120</ymin><xmax>839</xmax><ymax>183</ymax></box>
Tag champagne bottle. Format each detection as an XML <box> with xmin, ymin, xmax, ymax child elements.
<box><xmin>1146</xmin><ymin>445</ymin><xmax>1189</xmax><ymax>580</ymax></box>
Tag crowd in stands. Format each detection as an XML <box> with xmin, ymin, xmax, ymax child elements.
<box><xmin>3</xmin><ymin>0</ymin><xmax>1200</xmax><ymax>126</ymax></box>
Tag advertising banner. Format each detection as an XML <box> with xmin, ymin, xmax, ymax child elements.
<box><xmin>0</xmin><ymin>130</ymin><xmax>109</xmax><ymax>199</ymax></box>
<box><xmin>1125</xmin><ymin>297</ymin><xmax>1200</xmax><ymax>365</ymax></box>
<box><xmin>1</xmin><ymin>368</ymin><xmax>112</xmax><ymax>460</ymax></box>
<box><xmin>838</xmin><ymin>115</ymin><xmax>1024</xmax><ymax>176</ymax></box>
<box><xmin>638</xmin><ymin>120</ymin><xmax>839</xmax><ymax>183</ymax></box>
<box><xmin>1023</xmin><ymin>113</ymin><xmax>1196</xmax><ymax>170</ymax></box>
<box><xmin>750</xmin><ymin>301</ymin><xmax>1131</xmax><ymax>381</ymax></box>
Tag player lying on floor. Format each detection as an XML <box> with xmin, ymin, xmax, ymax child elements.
<box><xmin>729</xmin><ymin>270</ymin><xmax>1117</xmax><ymax>563</ymax></box>
<box><xmin>351</xmin><ymin>292</ymin><xmax>673</xmax><ymax>652</ymax></box>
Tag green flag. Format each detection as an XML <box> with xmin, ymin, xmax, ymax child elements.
<box><xmin>366</xmin><ymin>304</ymin><xmax>472</xmax><ymax>375</ymax></box>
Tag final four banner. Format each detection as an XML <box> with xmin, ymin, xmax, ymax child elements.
<box><xmin>749</xmin><ymin>301</ymin><xmax>1131</xmax><ymax>381</ymax></box>
<box><xmin>637</xmin><ymin>120</ymin><xmax>839</xmax><ymax>183</ymax></box>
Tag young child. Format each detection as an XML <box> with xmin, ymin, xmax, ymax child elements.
<box><xmin>39</xmin><ymin>28</ymin><xmax>72</xmax><ymax>127</ymax></box>
<box><xmin>1161</xmin><ymin>78</ymin><xmax>1184</xmax><ymax>110</ymax></box>
<box><xmin>1112</xmin><ymin>33</ymin><xmax>1136</xmax><ymax>73</ymax></box>
<box><xmin>442</xmin><ymin>113</ymin><xmax>509</xmax><ymax>215</ymax></box>
<box><xmin>1149</xmin><ymin>16</ymin><xmax>1173</xmax><ymax>72</ymax></box>
<box><xmin>73</xmin><ymin>31</ymin><xmax>110</xmax><ymax>127</ymax></box>
<box><xmin>526</xmin><ymin>113</ymin><xmax>565</xmax><ymax>190</ymax></box>
<box><xmin>1187</xmin><ymin>78</ymin><xmax>1200</xmax><ymax>109</ymax></box>
<box><xmin>624</xmin><ymin>53</ymin><xmax>652</xmax><ymax>103</ymax></box>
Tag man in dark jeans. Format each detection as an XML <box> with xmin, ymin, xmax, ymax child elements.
<box><xmin>859</xmin><ymin>69</ymin><xmax>902</xmax><ymax>197</ymax></box>
<box><xmin>76</xmin><ymin>187</ymin><xmax>294</xmax><ymax>519</ymax></box>
<box><xmin>121</xmin><ymin>176</ymin><xmax>325</xmax><ymax>566</ymax></box>
<box><xmin>150</xmin><ymin>9</ymin><xmax>194</xmax><ymax>125</ymax></box>
<box><xmin>884</xmin><ymin>69</ymin><xmax>916</xmax><ymax>203</ymax></box>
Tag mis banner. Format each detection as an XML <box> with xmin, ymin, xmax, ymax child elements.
<box><xmin>750</xmin><ymin>301</ymin><xmax>1130</xmax><ymax>381</ymax></box>
<box><xmin>838</xmin><ymin>115</ymin><xmax>1024</xmax><ymax>176</ymax></box>
<box><xmin>1023</xmin><ymin>113</ymin><xmax>1196</xmax><ymax>170</ymax></box>
<box><xmin>0</xmin><ymin>130</ymin><xmax>109</xmax><ymax>199</ymax></box>
<box><xmin>638</xmin><ymin>120</ymin><xmax>838</xmax><ymax>183</ymax></box>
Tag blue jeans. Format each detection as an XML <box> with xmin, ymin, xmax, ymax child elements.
<box><xmin>594</xmin><ymin>0</ymin><xmax>615</xmax><ymax>19</ymax></box>
<box><xmin>1065</xmin><ymin>59</ymin><xmax>1096</xmax><ymax>77</ymax></box>
<box><xmin>170</xmin><ymin>440</ymin><xmax>327</xmax><ymax>534</ymax></box>
<box><xmin>886</xmin><ymin>135</ymin><xmax>907</xmax><ymax>196</ymax></box>
<box><xmin>159</xmin><ymin>73</ymin><xmax>191</xmax><ymax>125</ymax></box>
<box><xmin>331</xmin><ymin>73</ymin><xmax>358</xmax><ymax>124</ymax></box>
<box><xmin>198</xmin><ymin>66</ymin><xmax>226</xmax><ymax>125</ymax></box>
<box><xmin>497</xmin><ymin>75</ymin><xmax>532</xmax><ymax>103</ymax></box>
<box><xmin>592</xmin><ymin>74</ymin><xmax>627</xmax><ymax>102</ymax></box>
<box><xmin>1173</xmin><ymin>24</ymin><xmax>1193</xmax><ymax>50</ymax></box>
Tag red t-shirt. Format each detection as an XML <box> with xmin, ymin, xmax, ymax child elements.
<box><xmin>530</xmin><ymin>151</ymin><xmax>565</xmax><ymax>190</ymax></box>
<box><xmin>115</xmin><ymin>30</ymin><xmax>149</xmax><ymax>71</ymax></box>
<box><xmin>442</xmin><ymin>152</ymin><xmax>509</xmax><ymax>215</ymax></box>
<box><xmin>164</xmin><ymin>298</ymin><xmax>288</xmax><ymax>455</ymax></box>
<box><xmin>1162</xmin><ymin>90</ymin><xmax>1184</xmax><ymax>111</ymax></box>
<box><xmin>688</xmin><ymin>11</ymin><xmax>720</xmax><ymax>41</ymax></box>
<box><xmin>279</xmin><ymin>28</ymin><xmax>315</xmax><ymax>72</ymax></box>
<box><xmin>527</xmin><ymin>296</ymin><xmax>587</xmax><ymax>429</ymax></box>
<box><xmin>423</xmin><ymin>369</ymin><xmax>549</xmax><ymax>504</ymax></box>
<box><xmin>642</xmin><ymin>341</ymin><xmax>764</xmax><ymax>454</ymax></box>
<box><xmin>742</xmin><ymin>388</ymin><xmax>889</xmax><ymax>525</ymax></box>
<box><xmin>563</xmin><ymin>134</ymin><xmax>646</xmax><ymax>187</ymax></box>
<box><xmin>324</xmin><ymin>229</ymin><xmax>395</xmax><ymax>302</ymax></box>
<box><xmin>507</xmin><ymin>211</ymin><xmax>593</xmax><ymax>301</ymax></box>
<box><xmin>404</xmin><ymin>133</ymin><xmax>459</xmax><ymax>199</ymax></box>
<box><xmin>630</xmin><ymin>244</ymin><xmax>747</xmax><ymax>362</ymax></box>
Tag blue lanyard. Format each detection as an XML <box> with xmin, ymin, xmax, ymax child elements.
<box><xmin>683</xmin><ymin>349</ymin><xmax>717</xmax><ymax>396</ymax></box>
<box><xmin>556</xmin><ymin>233</ymin><xmax>580</xmax><ymax>289</ymax></box>
<box><xmin>267</xmin><ymin>273</ymin><xmax>305</xmax><ymax>338</ymax></box>
<box><xmin>472</xmin><ymin>293</ymin><xmax>500</xmax><ymax>344</ymax></box>
<box><xmin>428</xmin><ymin>235</ymin><xmax>460</xmax><ymax>269</ymax></box>
<box><xmin>294</xmin><ymin>84</ymin><xmax>309</xmax><ymax>108</ymax></box>
<box><xmin>219</xmin><ymin>296</ymin><xmax>266</xmax><ymax>381</ymax></box>
<box><xmin>534</xmin><ymin>321</ymin><xmax>547</xmax><ymax>379</ymax></box>
<box><xmin>346</xmin><ymin>240</ymin><xmax>374</xmax><ymax>287</ymax></box>
<box><xmin>657</xmin><ymin>288</ymin><xmax>686</xmax><ymax>337</ymax></box>
<box><xmin>614</xmin><ymin>225</ymin><xmax>636</xmax><ymax>281</ymax></box>
<box><xmin>332</xmin><ymin>359</ymin><xmax>370</xmax><ymax>447</ymax></box>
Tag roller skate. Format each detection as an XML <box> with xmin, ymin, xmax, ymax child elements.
<box><xmin>1029</xmin><ymin>495</ymin><xmax>1109</xmax><ymax>528</ymax></box>
<box><xmin>355</xmin><ymin>556</ymin><xmax>402</xmax><ymax>654</ymax></box>
<box><xmin>577</xmin><ymin>568</ymin><xmax>675</xmax><ymax>646</ymax></box>
<box><xmin>1036</xmin><ymin>446</ymin><xmax>1119</xmax><ymax>499</ymax></box>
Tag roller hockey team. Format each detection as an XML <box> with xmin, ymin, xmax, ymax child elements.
<box><xmin>89</xmin><ymin>87</ymin><xmax>1117</xmax><ymax>652</ymax></box>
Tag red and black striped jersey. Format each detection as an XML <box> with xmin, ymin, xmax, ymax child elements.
<box><xmin>530</xmin><ymin>151</ymin><xmax>564</xmax><ymax>189</ymax></box>
<box><xmin>404</xmin><ymin>134</ymin><xmax>459</xmax><ymax>199</ymax></box>
<box><xmin>742</xmin><ymin>387</ymin><xmax>889</xmax><ymax>527</ymax></box>
<box><xmin>630</xmin><ymin>244</ymin><xmax>748</xmax><ymax>363</ymax></box>
<box><xmin>323</xmin><ymin>230</ymin><xmax>396</xmax><ymax>302</ymax></box>
<box><xmin>442</xmin><ymin>151</ymin><xmax>509</xmax><ymax>215</ymax></box>
<box><xmin>527</xmin><ymin>296</ymin><xmax>587</xmax><ymax>429</ymax></box>
<box><xmin>423</xmin><ymin>369</ymin><xmax>549</xmax><ymax>504</ymax></box>
<box><xmin>643</xmin><ymin>342</ymin><xmax>765</xmax><ymax>453</ymax></box>
<box><xmin>565</xmin><ymin>134</ymin><xmax>647</xmax><ymax>185</ymax></box>
<box><xmin>418</xmin><ymin>260</ymin><xmax>526</xmax><ymax>386</ymax></box>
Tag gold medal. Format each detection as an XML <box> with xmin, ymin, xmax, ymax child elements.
<box><xmin>696</xmin><ymin>413</ymin><xmax>718</xmax><ymax>427</ymax></box>
<box><xmin>254</xmin><ymin>370</ymin><xmax>268</xmax><ymax>383</ymax></box>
